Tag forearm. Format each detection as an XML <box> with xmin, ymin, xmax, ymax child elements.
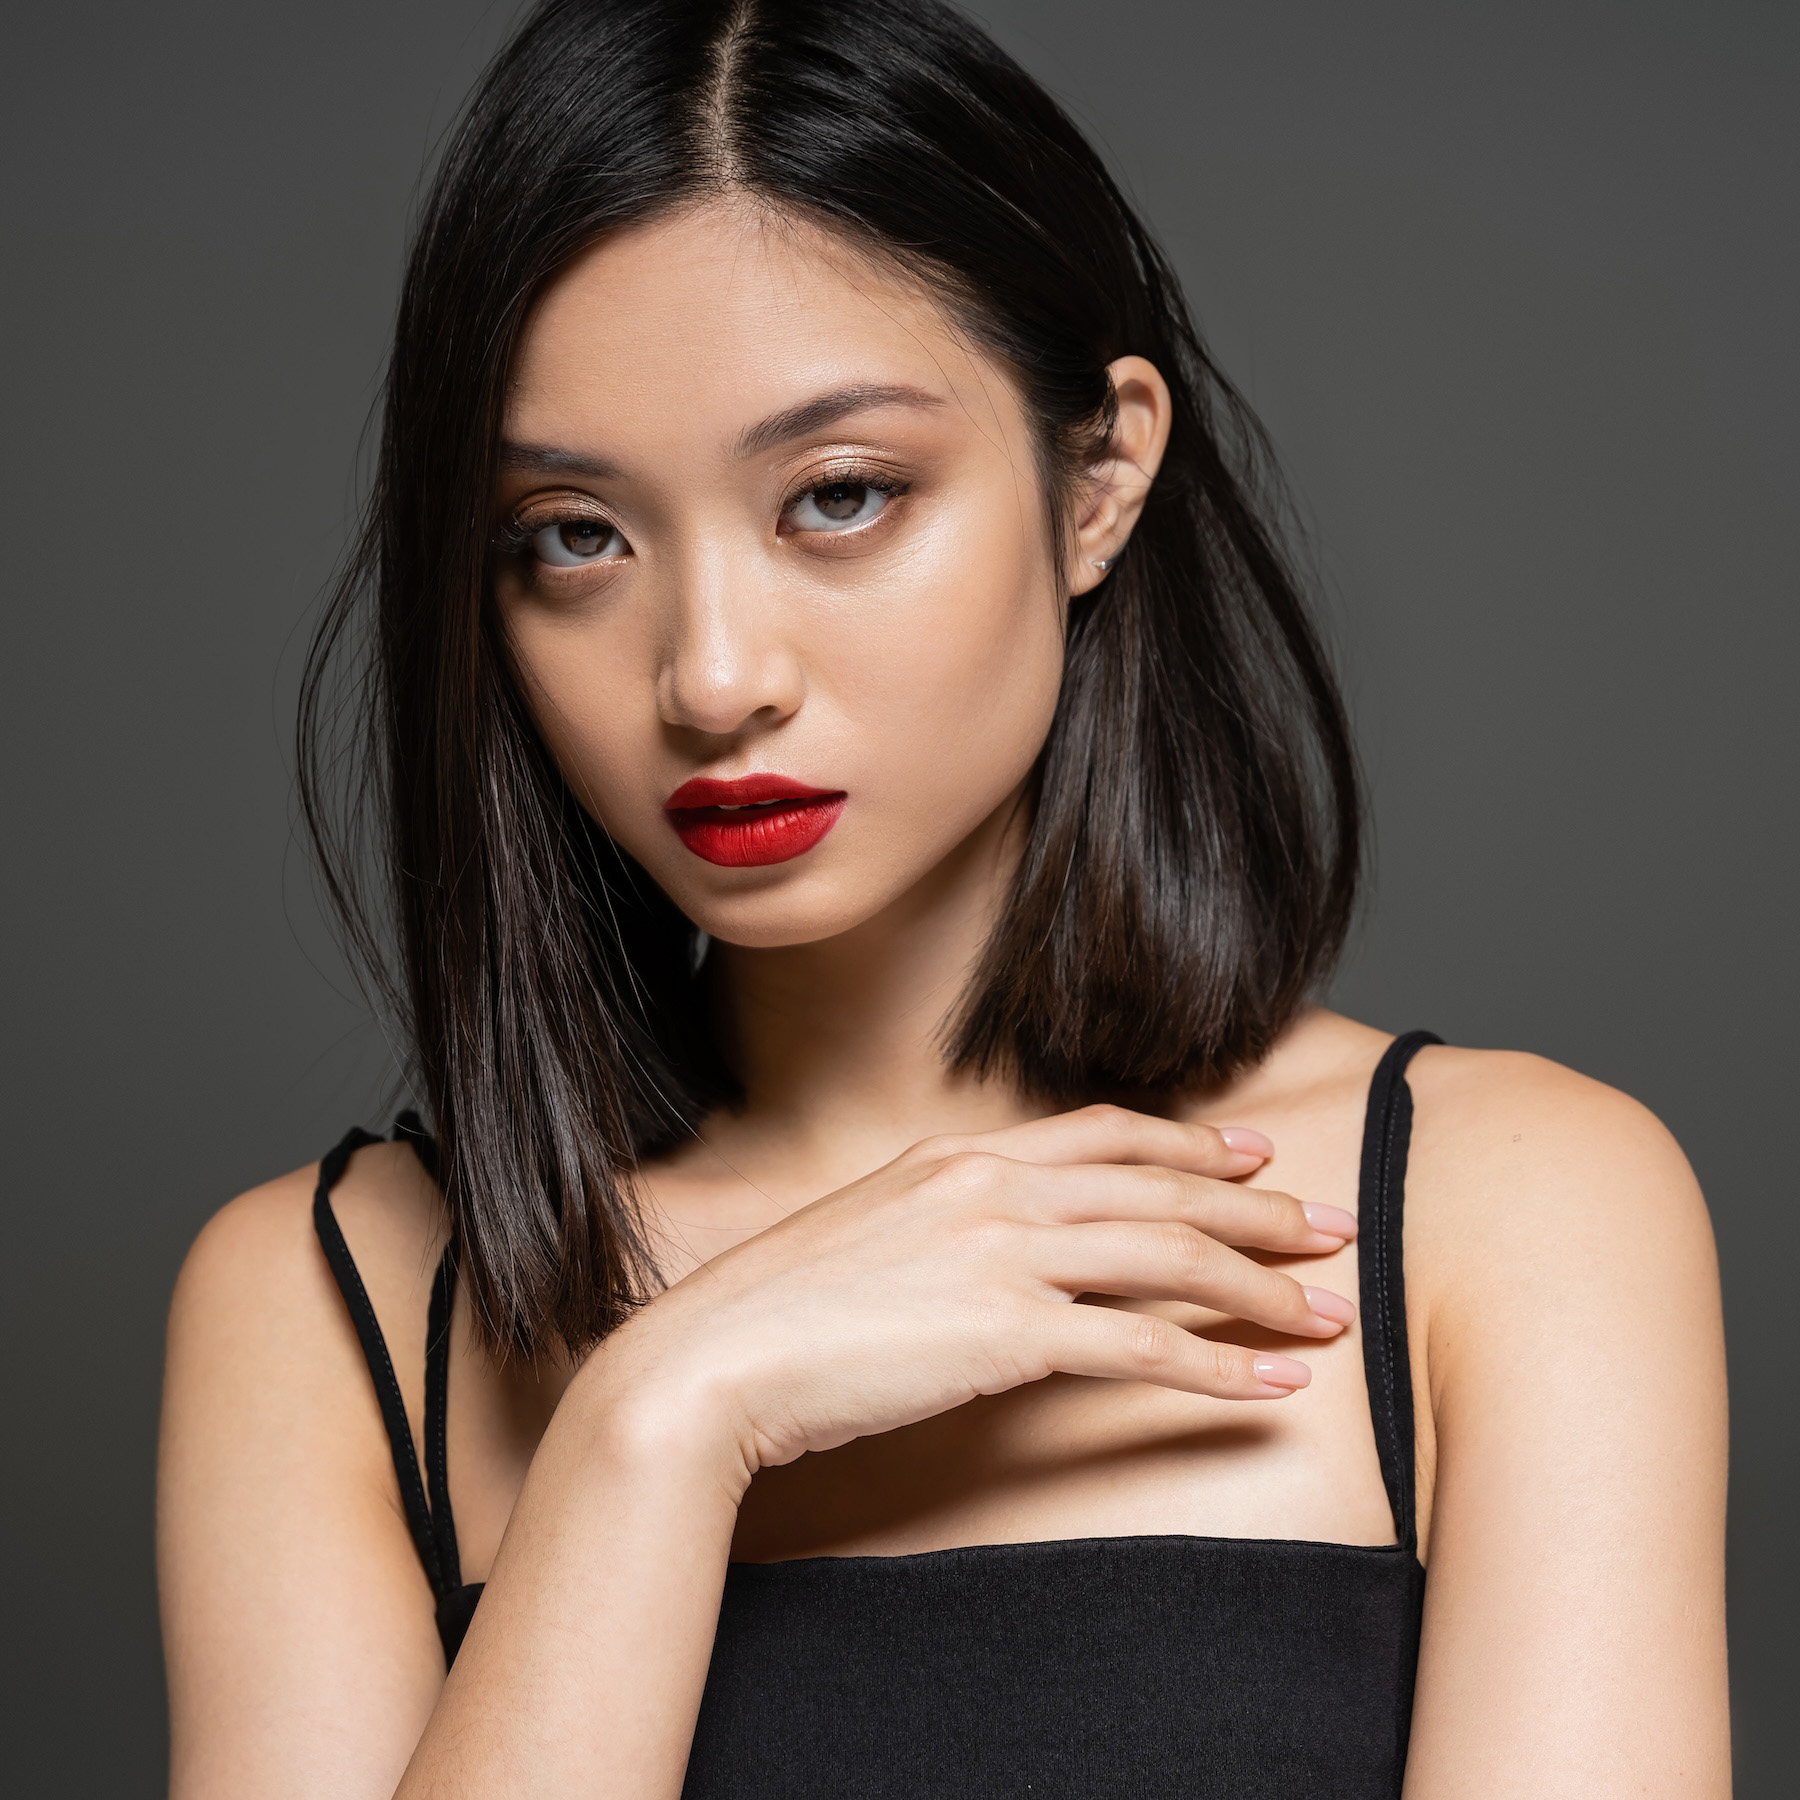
<box><xmin>396</xmin><ymin>1351</ymin><xmax>745</xmax><ymax>1800</ymax></box>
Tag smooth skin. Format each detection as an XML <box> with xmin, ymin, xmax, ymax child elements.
<box><xmin>159</xmin><ymin>201</ymin><xmax>1730</xmax><ymax>1798</ymax></box>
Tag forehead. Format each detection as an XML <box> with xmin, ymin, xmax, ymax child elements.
<box><xmin>507</xmin><ymin>201</ymin><xmax>1015</xmax><ymax>453</ymax></box>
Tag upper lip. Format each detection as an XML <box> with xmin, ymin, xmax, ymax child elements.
<box><xmin>665</xmin><ymin>773</ymin><xmax>844</xmax><ymax>811</ymax></box>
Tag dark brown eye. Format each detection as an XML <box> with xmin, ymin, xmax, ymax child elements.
<box><xmin>530</xmin><ymin>518</ymin><xmax>626</xmax><ymax>566</ymax></box>
<box><xmin>785</xmin><ymin>480</ymin><xmax>891</xmax><ymax>533</ymax></box>
<box><xmin>816</xmin><ymin>482</ymin><xmax>868</xmax><ymax>520</ymax></box>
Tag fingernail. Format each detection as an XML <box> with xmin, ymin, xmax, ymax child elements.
<box><xmin>1302</xmin><ymin>1286</ymin><xmax>1356</xmax><ymax>1329</ymax></box>
<box><xmin>1218</xmin><ymin>1126</ymin><xmax>1274</xmax><ymax>1158</ymax></box>
<box><xmin>1301</xmin><ymin>1202</ymin><xmax>1358</xmax><ymax>1240</ymax></box>
<box><xmin>1254</xmin><ymin>1355</ymin><xmax>1311</xmax><ymax>1392</ymax></box>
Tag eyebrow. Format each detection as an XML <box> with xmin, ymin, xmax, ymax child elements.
<box><xmin>498</xmin><ymin>442</ymin><xmax>622</xmax><ymax>480</ymax></box>
<box><xmin>498</xmin><ymin>382</ymin><xmax>943</xmax><ymax>483</ymax></box>
<box><xmin>733</xmin><ymin>382</ymin><xmax>944</xmax><ymax>459</ymax></box>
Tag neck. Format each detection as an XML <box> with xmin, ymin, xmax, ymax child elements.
<box><xmin>704</xmin><ymin>795</ymin><xmax>1041</xmax><ymax>1192</ymax></box>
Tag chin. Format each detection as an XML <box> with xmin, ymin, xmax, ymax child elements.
<box><xmin>683</xmin><ymin>886</ymin><xmax>888</xmax><ymax>951</ymax></box>
<box><xmin>639</xmin><ymin>802</ymin><xmax>1013</xmax><ymax>951</ymax></box>
<box><xmin>665</xmin><ymin>840</ymin><xmax>957</xmax><ymax>949</ymax></box>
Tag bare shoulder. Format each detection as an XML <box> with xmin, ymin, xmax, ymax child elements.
<box><xmin>1395</xmin><ymin>1039</ymin><xmax>1724</xmax><ymax>1547</ymax></box>
<box><xmin>162</xmin><ymin>1136</ymin><xmax>450</xmax><ymax>1553</ymax></box>
<box><xmin>1400</xmin><ymin>1042</ymin><xmax>1716</xmax><ymax>1311</ymax></box>
<box><xmin>1244</xmin><ymin>1013</ymin><xmax>1722</xmax><ymax>1414</ymax></box>
<box><xmin>170</xmin><ymin>1138</ymin><xmax>444</xmax><ymax>1369</ymax></box>
<box><xmin>1407</xmin><ymin>1039</ymin><xmax>1692</xmax><ymax>1170</ymax></box>
<box><xmin>163</xmin><ymin>1135</ymin><xmax>449</xmax><ymax>1528</ymax></box>
<box><xmin>1214</xmin><ymin>1012</ymin><xmax>1712</xmax><ymax>1277</ymax></box>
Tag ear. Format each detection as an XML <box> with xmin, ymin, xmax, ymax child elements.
<box><xmin>1066</xmin><ymin>355</ymin><xmax>1173</xmax><ymax>598</ymax></box>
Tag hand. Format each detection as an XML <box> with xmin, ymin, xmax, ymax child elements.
<box><xmin>595</xmin><ymin>1105</ymin><xmax>1358</xmax><ymax>1492</ymax></box>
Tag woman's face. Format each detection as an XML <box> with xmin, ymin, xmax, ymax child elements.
<box><xmin>496</xmin><ymin>203</ymin><xmax>1117</xmax><ymax>950</ymax></box>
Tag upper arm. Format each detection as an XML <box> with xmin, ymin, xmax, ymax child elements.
<box><xmin>158</xmin><ymin>1155</ymin><xmax>446</xmax><ymax>1799</ymax></box>
<box><xmin>1402</xmin><ymin>1051</ymin><xmax>1729</xmax><ymax>1797</ymax></box>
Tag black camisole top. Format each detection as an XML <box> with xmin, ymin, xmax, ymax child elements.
<box><xmin>314</xmin><ymin>1030</ymin><xmax>1441</xmax><ymax>1798</ymax></box>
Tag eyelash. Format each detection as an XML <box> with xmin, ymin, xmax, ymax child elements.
<box><xmin>493</xmin><ymin>515</ymin><xmax>600</xmax><ymax>560</ymax></box>
<box><xmin>779</xmin><ymin>465</ymin><xmax>909</xmax><ymax>530</ymax></box>
<box><xmin>497</xmin><ymin>463</ymin><xmax>911</xmax><ymax>569</ymax></box>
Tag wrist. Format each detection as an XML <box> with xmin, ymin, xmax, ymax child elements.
<box><xmin>563</xmin><ymin>1316</ymin><xmax>759</xmax><ymax>1506</ymax></box>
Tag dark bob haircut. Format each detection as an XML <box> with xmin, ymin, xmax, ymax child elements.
<box><xmin>300</xmin><ymin>0</ymin><xmax>1361</xmax><ymax>1360</ymax></box>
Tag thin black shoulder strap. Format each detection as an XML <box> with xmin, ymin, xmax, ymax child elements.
<box><xmin>313</xmin><ymin>1127</ymin><xmax>446</xmax><ymax>1595</ymax></box>
<box><xmin>423</xmin><ymin>1225</ymin><xmax>463</xmax><ymax>1593</ymax></box>
<box><xmin>1356</xmin><ymin>1030</ymin><xmax>1443</xmax><ymax>1554</ymax></box>
<box><xmin>392</xmin><ymin>1112</ymin><xmax>464</xmax><ymax>1594</ymax></box>
<box><xmin>312</xmin><ymin>1120</ymin><xmax>462</xmax><ymax>1600</ymax></box>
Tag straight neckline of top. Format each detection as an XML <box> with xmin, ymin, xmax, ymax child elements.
<box><xmin>722</xmin><ymin>1532</ymin><xmax>1418</xmax><ymax>1571</ymax></box>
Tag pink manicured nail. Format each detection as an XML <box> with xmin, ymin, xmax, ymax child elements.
<box><xmin>1254</xmin><ymin>1355</ymin><xmax>1311</xmax><ymax>1391</ymax></box>
<box><xmin>1218</xmin><ymin>1126</ymin><xmax>1274</xmax><ymax>1157</ymax></box>
<box><xmin>1302</xmin><ymin>1286</ymin><xmax>1356</xmax><ymax>1329</ymax></box>
<box><xmin>1301</xmin><ymin>1202</ymin><xmax>1358</xmax><ymax>1240</ymax></box>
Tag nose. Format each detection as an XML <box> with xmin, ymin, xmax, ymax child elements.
<box><xmin>656</xmin><ymin>547</ymin><xmax>805</xmax><ymax>739</ymax></box>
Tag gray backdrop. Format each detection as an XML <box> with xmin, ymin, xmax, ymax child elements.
<box><xmin>2</xmin><ymin>1</ymin><xmax>1793</xmax><ymax>1790</ymax></box>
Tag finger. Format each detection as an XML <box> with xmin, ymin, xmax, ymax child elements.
<box><xmin>1025</xmin><ymin>1220</ymin><xmax>1354</xmax><ymax>1338</ymax></box>
<box><xmin>1033</xmin><ymin>1300</ymin><xmax>1313</xmax><ymax>1398</ymax></box>
<box><xmin>1012</xmin><ymin>1160</ymin><xmax>1356</xmax><ymax>1252</ymax></box>
<box><xmin>932</xmin><ymin>1104</ymin><xmax>1272</xmax><ymax>1180</ymax></box>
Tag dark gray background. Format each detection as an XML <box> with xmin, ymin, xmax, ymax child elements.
<box><xmin>2</xmin><ymin>1</ymin><xmax>1792</xmax><ymax>1790</ymax></box>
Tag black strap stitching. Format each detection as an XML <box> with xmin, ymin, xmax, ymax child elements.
<box><xmin>312</xmin><ymin>1128</ymin><xmax>447</xmax><ymax>1597</ymax></box>
<box><xmin>1355</xmin><ymin>1030</ymin><xmax>1442</xmax><ymax>1555</ymax></box>
<box><xmin>1376</xmin><ymin>1078</ymin><xmax>1410</xmax><ymax>1543</ymax></box>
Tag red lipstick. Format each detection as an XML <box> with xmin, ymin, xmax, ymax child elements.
<box><xmin>664</xmin><ymin>773</ymin><xmax>847</xmax><ymax>867</ymax></box>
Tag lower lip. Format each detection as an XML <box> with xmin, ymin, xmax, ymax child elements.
<box><xmin>666</xmin><ymin>795</ymin><xmax>847</xmax><ymax>867</ymax></box>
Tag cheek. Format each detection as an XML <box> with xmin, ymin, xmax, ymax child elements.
<box><xmin>822</xmin><ymin>509</ymin><xmax>1065</xmax><ymax>839</ymax></box>
<box><xmin>503</xmin><ymin>609</ymin><xmax>657</xmax><ymax>834</ymax></box>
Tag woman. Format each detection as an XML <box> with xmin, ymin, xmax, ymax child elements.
<box><xmin>156</xmin><ymin>1</ymin><xmax>1730</xmax><ymax>1794</ymax></box>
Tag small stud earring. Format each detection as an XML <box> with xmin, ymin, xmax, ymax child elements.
<box><xmin>1092</xmin><ymin>556</ymin><xmax>1116</xmax><ymax>572</ymax></box>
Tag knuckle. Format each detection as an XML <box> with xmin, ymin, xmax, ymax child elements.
<box><xmin>1156</xmin><ymin>1220</ymin><xmax>1214</xmax><ymax>1281</ymax></box>
<box><xmin>955</xmin><ymin>1148</ymin><xmax>1004</xmax><ymax>1174</ymax></box>
<box><xmin>1128</xmin><ymin>1314</ymin><xmax>1182</xmax><ymax>1373</ymax></box>
<box><xmin>1081</xmin><ymin>1102</ymin><xmax>1136</xmax><ymax>1128</ymax></box>
<box><xmin>954</xmin><ymin>1214</ymin><xmax>1021</xmax><ymax>1266</ymax></box>
<box><xmin>905</xmin><ymin>1132</ymin><xmax>964</xmax><ymax>1165</ymax></box>
<box><xmin>1271</xmin><ymin>1270</ymin><xmax>1313</xmax><ymax>1319</ymax></box>
<box><xmin>1260</xmin><ymin>1188</ymin><xmax>1305</xmax><ymax>1238</ymax></box>
<box><xmin>934</xmin><ymin>1148</ymin><xmax>1003</xmax><ymax>1192</ymax></box>
<box><xmin>1150</xmin><ymin>1165</ymin><xmax>1197</xmax><ymax>1212</ymax></box>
